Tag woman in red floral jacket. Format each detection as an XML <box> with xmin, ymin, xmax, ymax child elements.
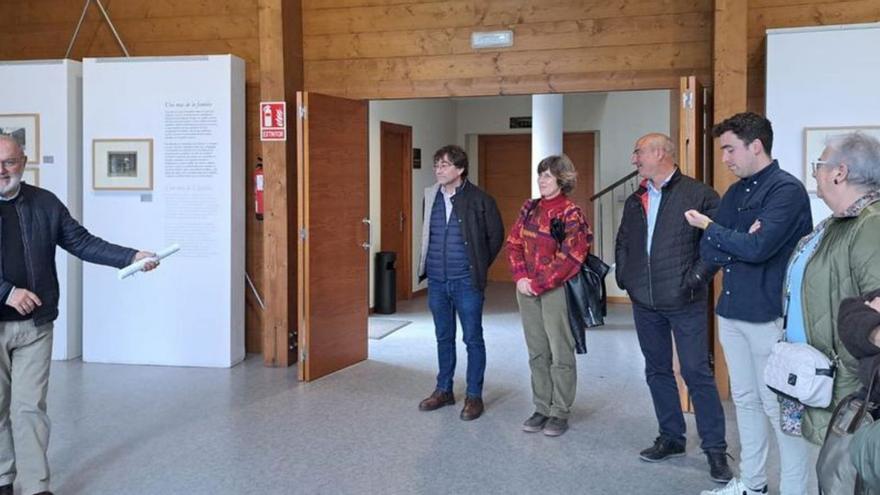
<box><xmin>506</xmin><ymin>154</ymin><xmax>592</xmax><ymax>437</ymax></box>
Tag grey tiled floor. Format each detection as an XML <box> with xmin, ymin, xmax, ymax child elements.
<box><xmin>30</xmin><ymin>283</ymin><xmax>815</xmax><ymax>494</ymax></box>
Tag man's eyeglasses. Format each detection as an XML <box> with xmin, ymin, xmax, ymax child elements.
<box><xmin>433</xmin><ymin>160</ymin><xmax>455</xmax><ymax>170</ymax></box>
<box><xmin>0</xmin><ymin>156</ymin><xmax>26</xmax><ymax>169</ymax></box>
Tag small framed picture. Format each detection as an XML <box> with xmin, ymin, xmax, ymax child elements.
<box><xmin>804</xmin><ymin>126</ymin><xmax>880</xmax><ymax>193</ymax></box>
<box><xmin>22</xmin><ymin>167</ymin><xmax>39</xmax><ymax>187</ymax></box>
<box><xmin>0</xmin><ymin>113</ymin><xmax>40</xmax><ymax>164</ymax></box>
<box><xmin>92</xmin><ymin>138</ymin><xmax>153</xmax><ymax>190</ymax></box>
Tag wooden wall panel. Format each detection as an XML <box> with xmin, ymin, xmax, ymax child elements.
<box><xmin>0</xmin><ymin>0</ymin><xmax>266</xmax><ymax>354</ymax></box>
<box><xmin>303</xmin><ymin>0</ymin><xmax>714</xmax><ymax>99</ymax></box>
<box><xmin>746</xmin><ymin>0</ymin><xmax>880</xmax><ymax>114</ymax></box>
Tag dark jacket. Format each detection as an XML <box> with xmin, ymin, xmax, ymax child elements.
<box><xmin>615</xmin><ymin>169</ymin><xmax>719</xmax><ymax>310</ymax></box>
<box><xmin>418</xmin><ymin>180</ymin><xmax>504</xmax><ymax>291</ymax></box>
<box><xmin>700</xmin><ymin>161</ymin><xmax>813</xmax><ymax>322</ymax></box>
<box><xmin>0</xmin><ymin>183</ymin><xmax>138</xmax><ymax>326</ymax></box>
<box><xmin>838</xmin><ymin>288</ymin><xmax>880</xmax><ymax>405</ymax></box>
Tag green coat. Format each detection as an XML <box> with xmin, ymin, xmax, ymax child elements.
<box><xmin>801</xmin><ymin>197</ymin><xmax>880</xmax><ymax>445</ymax></box>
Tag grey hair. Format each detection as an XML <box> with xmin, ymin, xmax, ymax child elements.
<box><xmin>0</xmin><ymin>134</ymin><xmax>23</xmax><ymax>153</ymax></box>
<box><xmin>642</xmin><ymin>133</ymin><xmax>676</xmax><ymax>159</ymax></box>
<box><xmin>824</xmin><ymin>132</ymin><xmax>880</xmax><ymax>191</ymax></box>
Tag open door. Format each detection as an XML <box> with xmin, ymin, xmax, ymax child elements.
<box><xmin>296</xmin><ymin>92</ymin><xmax>369</xmax><ymax>381</ymax></box>
<box><xmin>675</xmin><ymin>76</ymin><xmax>727</xmax><ymax>412</ymax></box>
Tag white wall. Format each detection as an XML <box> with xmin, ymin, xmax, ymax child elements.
<box><xmin>82</xmin><ymin>55</ymin><xmax>245</xmax><ymax>367</ymax></box>
<box><xmin>767</xmin><ymin>22</ymin><xmax>880</xmax><ymax>224</ymax></box>
<box><xmin>0</xmin><ymin>60</ymin><xmax>83</xmax><ymax>359</ymax></box>
<box><xmin>368</xmin><ymin>99</ymin><xmax>457</xmax><ymax>305</ymax></box>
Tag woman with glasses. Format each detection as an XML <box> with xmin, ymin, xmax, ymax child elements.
<box><xmin>781</xmin><ymin>131</ymin><xmax>880</xmax><ymax>446</ymax></box>
<box><xmin>506</xmin><ymin>154</ymin><xmax>592</xmax><ymax>437</ymax></box>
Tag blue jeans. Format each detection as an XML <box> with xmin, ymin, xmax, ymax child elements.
<box><xmin>632</xmin><ymin>300</ymin><xmax>727</xmax><ymax>452</ymax></box>
<box><xmin>427</xmin><ymin>277</ymin><xmax>486</xmax><ymax>398</ymax></box>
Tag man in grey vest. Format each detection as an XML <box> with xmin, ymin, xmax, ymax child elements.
<box><xmin>417</xmin><ymin>144</ymin><xmax>503</xmax><ymax>421</ymax></box>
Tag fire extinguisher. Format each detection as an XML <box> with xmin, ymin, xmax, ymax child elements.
<box><xmin>254</xmin><ymin>157</ymin><xmax>264</xmax><ymax>221</ymax></box>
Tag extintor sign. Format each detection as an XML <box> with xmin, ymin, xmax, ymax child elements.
<box><xmin>260</xmin><ymin>101</ymin><xmax>287</xmax><ymax>141</ymax></box>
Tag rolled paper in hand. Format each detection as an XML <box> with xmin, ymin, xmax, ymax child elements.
<box><xmin>118</xmin><ymin>243</ymin><xmax>180</xmax><ymax>280</ymax></box>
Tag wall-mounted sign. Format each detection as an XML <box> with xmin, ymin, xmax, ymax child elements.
<box><xmin>510</xmin><ymin>116</ymin><xmax>532</xmax><ymax>129</ymax></box>
<box><xmin>260</xmin><ymin>101</ymin><xmax>286</xmax><ymax>141</ymax></box>
<box><xmin>413</xmin><ymin>148</ymin><xmax>421</xmax><ymax>169</ymax></box>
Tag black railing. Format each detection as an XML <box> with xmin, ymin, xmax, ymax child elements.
<box><xmin>590</xmin><ymin>170</ymin><xmax>638</xmax><ymax>202</ymax></box>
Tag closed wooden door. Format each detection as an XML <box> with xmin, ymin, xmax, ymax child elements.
<box><xmin>380</xmin><ymin>122</ymin><xmax>412</xmax><ymax>300</ymax></box>
<box><xmin>479</xmin><ymin>134</ymin><xmax>531</xmax><ymax>282</ymax></box>
<box><xmin>296</xmin><ymin>92</ymin><xmax>369</xmax><ymax>381</ymax></box>
<box><xmin>563</xmin><ymin>132</ymin><xmax>596</xmax><ymax>232</ymax></box>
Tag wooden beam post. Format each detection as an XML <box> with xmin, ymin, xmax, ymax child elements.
<box><xmin>713</xmin><ymin>0</ymin><xmax>748</xmax><ymax>193</ymax></box>
<box><xmin>258</xmin><ymin>0</ymin><xmax>303</xmax><ymax>367</ymax></box>
<box><xmin>710</xmin><ymin>0</ymin><xmax>748</xmax><ymax>399</ymax></box>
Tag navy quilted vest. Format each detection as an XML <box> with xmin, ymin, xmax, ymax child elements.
<box><xmin>425</xmin><ymin>188</ymin><xmax>470</xmax><ymax>282</ymax></box>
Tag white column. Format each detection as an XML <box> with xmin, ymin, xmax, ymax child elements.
<box><xmin>531</xmin><ymin>94</ymin><xmax>564</xmax><ymax>197</ymax></box>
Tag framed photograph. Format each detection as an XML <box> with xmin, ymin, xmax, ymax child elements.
<box><xmin>804</xmin><ymin>126</ymin><xmax>880</xmax><ymax>193</ymax></box>
<box><xmin>0</xmin><ymin>113</ymin><xmax>40</xmax><ymax>164</ymax></box>
<box><xmin>92</xmin><ymin>138</ymin><xmax>153</xmax><ymax>190</ymax></box>
<box><xmin>22</xmin><ymin>167</ymin><xmax>39</xmax><ymax>187</ymax></box>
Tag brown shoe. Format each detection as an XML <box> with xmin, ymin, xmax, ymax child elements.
<box><xmin>418</xmin><ymin>389</ymin><xmax>454</xmax><ymax>411</ymax></box>
<box><xmin>460</xmin><ymin>396</ymin><xmax>484</xmax><ymax>421</ymax></box>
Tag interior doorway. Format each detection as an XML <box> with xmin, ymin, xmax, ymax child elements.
<box><xmin>479</xmin><ymin>132</ymin><xmax>596</xmax><ymax>282</ymax></box>
<box><xmin>379</xmin><ymin>121</ymin><xmax>413</xmax><ymax>300</ymax></box>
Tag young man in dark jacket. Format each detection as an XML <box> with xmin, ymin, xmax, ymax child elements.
<box><xmin>686</xmin><ymin>112</ymin><xmax>813</xmax><ymax>495</ymax></box>
<box><xmin>416</xmin><ymin>145</ymin><xmax>504</xmax><ymax>421</ymax></box>
<box><xmin>0</xmin><ymin>136</ymin><xmax>159</xmax><ymax>495</ymax></box>
<box><xmin>838</xmin><ymin>289</ymin><xmax>880</xmax><ymax>490</ymax></box>
<box><xmin>615</xmin><ymin>133</ymin><xmax>731</xmax><ymax>483</ymax></box>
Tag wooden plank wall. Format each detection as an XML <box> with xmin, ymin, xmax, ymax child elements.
<box><xmin>302</xmin><ymin>0</ymin><xmax>716</xmax><ymax>99</ymax></box>
<box><xmin>0</xmin><ymin>0</ymin><xmax>266</xmax><ymax>353</ymax></box>
<box><xmin>746</xmin><ymin>0</ymin><xmax>880</xmax><ymax>114</ymax></box>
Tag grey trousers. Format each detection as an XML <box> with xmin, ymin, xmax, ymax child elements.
<box><xmin>0</xmin><ymin>319</ymin><xmax>53</xmax><ymax>494</ymax></box>
<box><xmin>516</xmin><ymin>286</ymin><xmax>577</xmax><ymax>419</ymax></box>
<box><xmin>718</xmin><ymin>316</ymin><xmax>813</xmax><ymax>495</ymax></box>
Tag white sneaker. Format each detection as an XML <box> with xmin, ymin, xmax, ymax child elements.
<box><xmin>699</xmin><ymin>477</ymin><xmax>767</xmax><ymax>495</ymax></box>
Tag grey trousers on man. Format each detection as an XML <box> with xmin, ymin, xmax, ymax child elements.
<box><xmin>516</xmin><ymin>286</ymin><xmax>577</xmax><ymax>419</ymax></box>
<box><xmin>0</xmin><ymin>319</ymin><xmax>53</xmax><ymax>495</ymax></box>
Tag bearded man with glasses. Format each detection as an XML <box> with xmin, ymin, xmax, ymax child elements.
<box><xmin>0</xmin><ymin>135</ymin><xmax>160</xmax><ymax>495</ymax></box>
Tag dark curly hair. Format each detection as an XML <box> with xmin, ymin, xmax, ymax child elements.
<box><xmin>433</xmin><ymin>145</ymin><xmax>469</xmax><ymax>179</ymax></box>
<box><xmin>712</xmin><ymin>112</ymin><xmax>774</xmax><ymax>156</ymax></box>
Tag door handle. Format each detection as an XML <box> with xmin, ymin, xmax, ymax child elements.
<box><xmin>399</xmin><ymin>211</ymin><xmax>405</xmax><ymax>232</ymax></box>
<box><xmin>362</xmin><ymin>217</ymin><xmax>371</xmax><ymax>251</ymax></box>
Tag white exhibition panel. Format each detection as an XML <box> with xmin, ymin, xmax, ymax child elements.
<box><xmin>0</xmin><ymin>60</ymin><xmax>83</xmax><ymax>360</ymax></box>
<box><xmin>82</xmin><ymin>55</ymin><xmax>245</xmax><ymax>367</ymax></box>
<box><xmin>766</xmin><ymin>22</ymin><xmax>880</xmax><ymax>224</ymax></box>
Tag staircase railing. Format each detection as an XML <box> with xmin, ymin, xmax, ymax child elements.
<box><xmin>589</xmin><ymin>170</ymin><xmax>640</xmax><ymax>262</ymax></box>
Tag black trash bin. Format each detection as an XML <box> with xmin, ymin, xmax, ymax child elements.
<box><xmin>374</xmin><ymin>251</ymin><xmax>397</xmax><ymax>314</ymax></box>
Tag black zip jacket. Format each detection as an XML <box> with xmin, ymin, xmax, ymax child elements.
<box><xmin>0</xmin><ymin>183</ymin><xmax>138</xmax><ymax>326</ymax></box>
<box><xmin>615</xmin><ymin>170</ymin><xmax>719</xmax><ymax>310</ymax></box>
